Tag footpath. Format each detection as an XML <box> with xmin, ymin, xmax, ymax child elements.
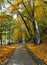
<box><xmin>3</xmin><ymin>44</ymin><xmax>46</xmax><ymax>65</ymax></box>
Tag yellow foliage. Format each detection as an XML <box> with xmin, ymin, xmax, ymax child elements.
<box><xmin>0</xmin><ymin>14</ymin><xmax>12</xmax><ymax>22</ymax></box>
<box><xmin>10</xmin><ymin>5</ymin><xmax>18</xmax><ymax>13</ymax></box>
<box><xmin>35</xmin><ymin>6</ymin><xmax>44</xmax><ymax>21</ymax></box>
<box><xmin>0</xmin><ymin>44</ymin><xmax>19</xmax><ymax>64</ymax></box>
<box><xmin>26</xmin><ymin>42</ymin><xmax>47</xmax><ymax>64</ymax></box>
<box><xmin>34</xmin><ymin>0</ymin><xmax>41</xmax><ymax>6</ymax></box>
<box><xmin>14</xmin><ymin>0</ymin><xmax>22</xmax><ymax>4</ymax></box>
<box><xmin>9</xmin><ymin>0</ymin><xmax>22</xmax><ymax>13</ymax></box>
<box><xmin>34</xmin><ymin>0</ymin><xmax>47</xmax><ymax>21</ymax></box>
<box><xmin>12</xmin><ymin>29</ymin><xmax>19</xmax><ymax>41</ymax></box>
<box><xmin>11</xmin><ymin>17</ymin><xmax>24</xmax><ymax>41</ymax></box>
<box><xmin>14</xmin><ymin>18</ymin><xmax>23</xmax><ymax>26</ymax></box>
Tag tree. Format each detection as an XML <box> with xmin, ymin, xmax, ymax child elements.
<box><xmin>0</xmin><ymin>0</ymin><xmax>47</xmax><ymax>44</ymax></box>
<box><xmin>21</xmin><ymin>0</ymin><xmax>41</xmax><ymax>44</ymax></box>
<box><xmin>0</xmin><ymin>12</ymin><xmax>13</xmax><ymax>45</ymax></box>
<box><xmin>2</xmin><ymin>0</ymin><xmax>41</xmax><ymax>44</ymax></box>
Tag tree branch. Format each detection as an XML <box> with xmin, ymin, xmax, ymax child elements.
<box><xmin>22</xmin><ymin>0</ymin><xmax>32</xmax><ymax>18</ymax></box>
<box><xmin>7</xmin><ymin>0</ymin><xmax>14</xmax><ymax>6</ymax></box>
<box><xmin>43</xmin><ymin>1</ymin><xmax>47</xmax><ymax>5</ymax></box>
<box><xmin>18</xmin><ymin>10</ymin><xmax>33</xmax><ymax>37</ymax></box>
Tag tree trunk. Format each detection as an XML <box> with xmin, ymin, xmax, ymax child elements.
<box><xmin>31</xmin><ymin>0</ymin><xmax>41</xmax><ymax>44</ymax></box>
<box><xmin>0</xmin><ymin>31</ymin><xmax>2</xmax><ymax>45</ymax></box>
<box><xmin>22</xmin><ymin>0</ymin><xmax>41</xmax><ymax>44</ymax></box>
<box><xmin>8</xmin><ymin>32</ymin><xmax>10</xmax><ymax>45</ymax></box>
<box><xmin>32</xmin><ymin>19</ymin><xmax>41</xmax><ymax>44</ymax></box>
<box><xmin>18</xmin><ymin>10</ymin><xmax>33</xmax><ymax>38</ymax></box>
<box><xmin>18</xmin><ymin>29</ymin><xmax>22</xmax><ymax>43</ymax></box>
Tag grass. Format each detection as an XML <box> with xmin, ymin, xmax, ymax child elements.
<box><xmin>26</xmin><ymin>41</ymin><xmax>47</xmax><ymax>64</ymax></box>
<box><xmin>0</xmin><ymin>44</ymin><xmax>19</xmax><ymax>64</ymax></box>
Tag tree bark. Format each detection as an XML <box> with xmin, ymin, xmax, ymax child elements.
<box><xmin>0</xmin><ymin>30</ymin><xmax>2</xmax><ymax>45</ymax></box>
<box><xmin>22</xmin><ymin>0</ymin><xmax>41</xmax><ymax>44</ymax></box>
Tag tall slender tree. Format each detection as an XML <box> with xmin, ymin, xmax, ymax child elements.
<box><xmin>22</xmin><ymin>0</ymin><xmax>41</xmax><ymax>44</ymax></box>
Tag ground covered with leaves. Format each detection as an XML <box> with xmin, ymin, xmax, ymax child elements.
<box><xmin>26</xmin><ymin>41</ymin><xmax>47</xmax><ymax>64</ymax></box>
<box><xmin>0</xmin><ymin>44</ymin><xmax>19</xmax><ymax>64</ymax></box>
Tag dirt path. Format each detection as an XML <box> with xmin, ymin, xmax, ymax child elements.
<box><xmin>4</xmin><ymin>44</ymin><xmax>46</xmax><ymax>65</ymax></box>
